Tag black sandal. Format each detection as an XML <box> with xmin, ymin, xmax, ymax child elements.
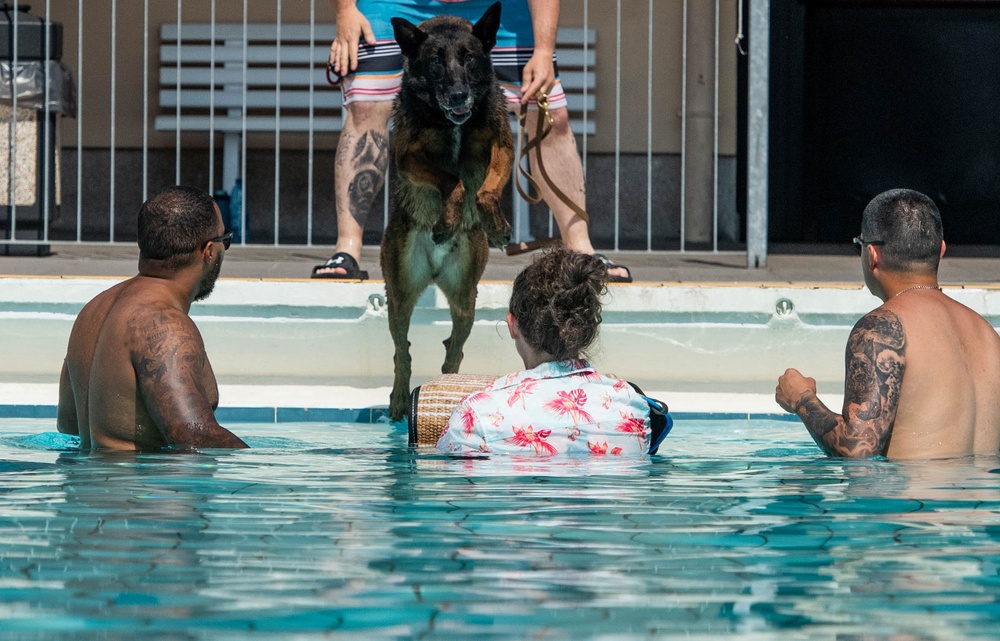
<box><xmin>594</xmin><ymin>253</ymin><xmax>633</xmax><ymax>283</ymax></box>
<box><xmin>311</xmin><ymin>252</ymin><xmax>370</xmax><ymax>280</ymax></box>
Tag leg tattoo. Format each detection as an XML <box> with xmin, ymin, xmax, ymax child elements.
<box><xmin>341</xmin><ymin>131</ymin><xmax>388</xmax><ymax>226</ymax></box>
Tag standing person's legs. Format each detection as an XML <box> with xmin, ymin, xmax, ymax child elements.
<box><xmin>494</xmin><ymin>25</ymin><xmax>632</xmax><ymax>282</ymax></box>
<box><xmin>515</xmin><ymin>102</ymin><xmax>633</xmax><ymax>283</ymax></box>
<box><xmin>313</xmin><ymin>99</ymin><xmax>393</xmax><ymax>278</ymax></box>
<box><xmin>523</xmin><ymin>106</ymin><xmax>589</xmax><ymax>252</ymax></box>
<box><xmin>313</xmin><ymin>0</ymin><xmax>410</xmax><ymax>278</ymax></box>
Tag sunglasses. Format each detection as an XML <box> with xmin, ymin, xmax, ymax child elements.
<box><xmin>209</xmin><ymin>232</ymin><xmax>233</xmax><ymax>250</ymax></box>
<box><xmin>852</xmin><ymin>235</ymin><xmax>884</xmax><ymax>255</ymax></box>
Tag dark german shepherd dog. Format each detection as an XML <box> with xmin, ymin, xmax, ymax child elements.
<box><xmin>381</xmin><ymin>2</ymin><xmax>514</xmax><ymax>421</ymax></box>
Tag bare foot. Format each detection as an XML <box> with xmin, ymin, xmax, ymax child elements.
<box><xmin>606</xmin><ymin>266</ymin><xmax>629</xmax><ymax>280</ymax></box>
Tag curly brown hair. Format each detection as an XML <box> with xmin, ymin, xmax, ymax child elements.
<box><xmin>509</xmin><ymin>248</ymin><xmax>608</xmax><ymax>361</ymax></box>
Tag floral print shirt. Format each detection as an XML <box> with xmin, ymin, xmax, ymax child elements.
<box><xmin>436</xmin><ymin>359</ymin><xmax>653</xmax><ymax>457</ymax></box>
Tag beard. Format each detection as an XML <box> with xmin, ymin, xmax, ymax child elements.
<box><xmin>194</xmin><ymin>251</ymin><xmax>224</xmax><ymax>301</ymax></box>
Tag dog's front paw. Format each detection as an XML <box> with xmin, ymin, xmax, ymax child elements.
<box><xmin>486</xmin><ymin>224</ymin><xmax>512</xmax><ymax>250</ymax></box>
<box><xmin>477</xmin><ymin>192</ymin><xmax>510</xmax><ymax>249</ymax></box>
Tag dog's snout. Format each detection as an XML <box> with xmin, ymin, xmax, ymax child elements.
<box><xmin>449</xmin><ymin>90</ymin><xmax>469</xmax><ymax>108</ymax></box>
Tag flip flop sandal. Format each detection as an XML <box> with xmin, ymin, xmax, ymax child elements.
<box><xmin>311</xmin><ymin>252</ymin><xmax>369</xmax><ymax>280</ymax></box>
<box><xmin>594</xmin><ymin>253</ymin><xmax>633</xmax><ymax>283</ymax></box>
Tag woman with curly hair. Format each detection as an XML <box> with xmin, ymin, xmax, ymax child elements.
<box><xmin>437</xmin><ymin>249</ymin><xmax>669</xmax><ymax>457</ymax></box>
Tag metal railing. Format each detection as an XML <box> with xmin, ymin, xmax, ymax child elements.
<box><xmin>1</xmin><ymin>0</ymin><xmax>756</xmax><ymax>262</ymax></box>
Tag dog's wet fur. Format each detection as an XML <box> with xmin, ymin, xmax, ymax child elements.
<box><xmin>381</xmin><ymin>2</ymin><xmax>514</xmax><ymax>421</ymax></box>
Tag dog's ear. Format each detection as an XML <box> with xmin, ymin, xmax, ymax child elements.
<box><xmin>391</xmin><ymin>17</ymin><xmax>428</xmax><ymax>59</ymax></box>
<box><xmin>472</xmin><ymin>2</ymin><xmax>502</xmax><ymax>52</ymax></box>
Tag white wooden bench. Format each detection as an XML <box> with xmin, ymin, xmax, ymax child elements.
<box><xmin>155</xmin><ymin>23</ymin><xmax>596</xmax><ymax>194</ymax></box>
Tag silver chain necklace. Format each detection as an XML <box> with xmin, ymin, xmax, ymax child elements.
<box><xmin>894</xmin><ymin>284</ymin><xmax>940</xmax><ymax>298</ymax></box>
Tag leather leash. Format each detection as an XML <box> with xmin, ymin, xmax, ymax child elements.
<box><xmin>505</xmin><ymin>92</ymin><xmax>590</xmax><ymax>256</ymax></box>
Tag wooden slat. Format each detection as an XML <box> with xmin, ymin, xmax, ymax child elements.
<box><xmin>554</xmin><ymin>70</ymin><xmax>595</xmax><ymax>92</ymax></box>
<box><xmin>161</xmin><ymin>23</ymin><xmax>337</xmax><ymax>41</ymax></box>
<box><xmin>160</xmin><ymin>23</ymin><xmax>591</xmax><ymax>45</ymax></box>
<box><xmin>160</xmin><ymin>67</ymin><xmax>323</xmax><ymax>87</ymax></box>
<box><xmin>158</xmin><ymin>46</ymin><xmax>593</xmax><ymax>74</ymax></box>
<box><xmin>161</xmin><ymin>44</ymin><xmax>327</xmax><ymax>65</ymax></box>
<box><xmin>159</xmin><ymin>89</ymin><xmax>343</xmax><ymax>109</ymax></box>
<box><xmin>154</xmin><ymin>114</ymin><xmax>343</xmax><ymax>131</ymax></box>
<box><xmin>157</xmin><ymin>89</ymin><xmax>589</xmax><ymax>112</ymax></box>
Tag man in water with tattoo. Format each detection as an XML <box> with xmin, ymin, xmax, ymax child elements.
<box><xmin>57</xmin><ymin>186</ymin><xmax>248</xmax><ymax>450</ymax></box>
<box><xmin>776</xmin><ymin>188</ymin><xmax>1000</xmax><ymax>459</ymax></box>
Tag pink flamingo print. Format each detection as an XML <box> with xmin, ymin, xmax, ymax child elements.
<box><xmin>464</xmin><ymin>390</ymin><xmax>492</xmax><ymax>405</ymax></box>
<box><xmin>590</xmin><ymin>442</ymin><xmax>624</xmax><ymax>456</ymax></box>
<box><xmin>616</xmin><ymin>410</ymin><xmax>648</xmax><ymax>444</ymax></box>
<box><xmin>505</xmin><ymin>425</ymin><xmax>557</xmax><ymax>456</ymax></box>
<box><xmin>507</xmin><ymin>378</ymin><xmax>540</xmax><ymax>409</ymax></box>
<box><xmin>543</xmin><ymin>389</ymin><xmax>594</xmax><ymax>424</ymax></box>
<box><xmin>456</xmin><ymin>406</ymin><xmax>478</xmax><ymax>436</ymax></box>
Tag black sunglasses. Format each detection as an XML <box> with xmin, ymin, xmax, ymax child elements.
<box><xmin>209</xmin><ymin>232</ymin><xmax>233</xmax><ymax>250</ymax></box>
<box><xmin>852</xmin><ymin>235</ymin><xmax>884</xmax><ymax>255</ymax></box>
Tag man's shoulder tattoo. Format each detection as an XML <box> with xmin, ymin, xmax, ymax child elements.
<box><xmin>850</xmin><ymin>308</ymin><xmax>905</xmax><ymax>353</ymax></box>
<box><xmin>844</xmin><ymin>307</ymin><xmax>906</xmax><ymax>447</ymax></box>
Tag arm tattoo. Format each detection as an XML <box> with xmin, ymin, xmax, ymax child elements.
<box><xmin>129</xmin><ymin>308</ymin><xmax>246</xmax><ymax>449</ymax></box>
<box><xmin>798</xmin><ymin>308</ymin><xmax>905</xmax><ymax>458</ymax></box>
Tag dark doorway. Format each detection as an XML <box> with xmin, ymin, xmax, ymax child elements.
<box><xmin>767</xmin><ymin>0</ymin><xmax>1000</xmax><ymax>247</ymax></box>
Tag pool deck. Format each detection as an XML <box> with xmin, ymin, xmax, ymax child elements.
<box><xmin>2</xmin><ymin>243</ymin><xmax>999</xmax><ymax>285</ymax></box>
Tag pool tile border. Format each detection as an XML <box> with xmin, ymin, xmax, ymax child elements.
<box><xmin>0</xmin><ymin>405</ymin><xmax>59</xmax><ymax>420</ymax></box>
<box><xmin>0</xmin><ymin>404</ymin><xmax>795</xmax><ymax>423</ymax></box>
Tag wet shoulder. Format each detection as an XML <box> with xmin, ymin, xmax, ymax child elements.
<box><xmin>75</xmin><ymin>279</ymin><xmax>134</xmax><ymax>326</ymax></box>
<box><xmin>98</xmin><ymin>287</ymin><xmax>201</xmax><ymax>357</ymax></box>
<box><xmin>888</xmin><ymin>292</ymin><xmax>1000</xmax><ymax>366</ymax></box>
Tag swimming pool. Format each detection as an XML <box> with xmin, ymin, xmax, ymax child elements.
<box><xmin>2</xmin><ymin>418</ymin><xmax>1000</xmax><ymax>639</ymax></box>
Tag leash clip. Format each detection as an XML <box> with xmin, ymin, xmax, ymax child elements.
<box><xmin>535</xmin><ymin>91</ymin><xmax>553</xmax><ymax>125</ymax></box>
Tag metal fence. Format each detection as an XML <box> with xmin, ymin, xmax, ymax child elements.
<box><xmin>1</xmin><ymin>0</ymin><xmax>763</xmax><ymax>264</ymax></box>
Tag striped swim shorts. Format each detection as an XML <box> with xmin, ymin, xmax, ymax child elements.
<box><xmin>333</xmin><ymin>0</ymin><xmax>567</xmax><ymax>110</ymax></box>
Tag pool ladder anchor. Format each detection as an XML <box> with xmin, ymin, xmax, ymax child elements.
<box><xmin>368</xmin><ymin>293</ymin><xmax>386</xmax><ymax>312</ymax></box>
<box><xmin>774</xmin><ymin>298</ymin><xmax>795</xmax><ymax>318</ymax></box>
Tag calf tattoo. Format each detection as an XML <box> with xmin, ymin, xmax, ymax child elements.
<box><xmin>339</xmin><ymin>130</ymin><xmax>388</xmax><ymax>226</ymax></box>
<box><xmin>799</xmin><ymin>308</ymin><xmax>906</xmax><ymax>457</ymax></box>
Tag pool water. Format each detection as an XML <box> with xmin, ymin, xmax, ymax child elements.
<box><xmin>1</xmin><ymin>418</ymin><xmax>1000</xmax><ymax>640</ymax></box>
